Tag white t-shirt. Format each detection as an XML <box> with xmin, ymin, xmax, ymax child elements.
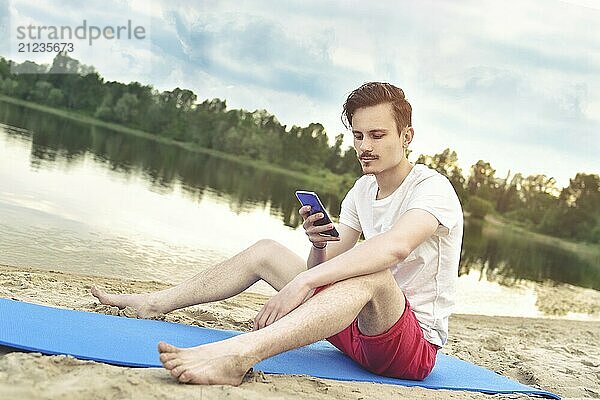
<box><xmin>339</xmin><ymin>164</ymin><xmax>463</xmax><ymax>347</ymax></box>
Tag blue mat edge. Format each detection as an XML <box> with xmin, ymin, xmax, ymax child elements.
<box><xmin>0</xmin><ymin>298</ymin><xmax>561</xmax><ymax>399</ymax></box>
<box><xmin>0</xmin><ymin>340</ymin><xmax>152</xmax><ymax>368</ymax></box>
<box><xmin>0</xmin><ymin>340</ymin><xmax>561</xmax><ymax>399</ymax></box>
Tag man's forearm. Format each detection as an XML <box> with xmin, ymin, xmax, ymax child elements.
<box><xmin>300</xmin><ymin>231</ymin><xmax>407</xmax><ymax>288</ymax></box>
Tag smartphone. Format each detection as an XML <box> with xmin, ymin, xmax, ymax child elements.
<box><xmin>295</xmin><ymin>190</ymin><xmax>340</xmax><ymax>237</ymax></box>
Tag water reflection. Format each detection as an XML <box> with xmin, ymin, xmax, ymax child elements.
<box><xmin>1</xmin><ymin>100</ymin><xmax>598</xmax><ymax>292</ymax></box>
<box><xmin>0</xmin><ymin>101</ymin><xmax>343</xmax><ymax>229</ymax></box>
<box><xmin>460</xmin><ymin>218</ymin><xmax>600</xmax><ymax>290</ymax></box>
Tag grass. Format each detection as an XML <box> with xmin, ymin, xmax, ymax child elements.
<box><xmin>0</xmin><ymin>94</ymin><xmax>351</xmax><ymax>196</ymax></box>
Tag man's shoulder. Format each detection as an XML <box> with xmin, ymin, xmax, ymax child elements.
<box><xmin>412</xmin><ymin>165</ymin><xmax>454</xmax><ymax>191</ymax></box>
<box><xmin>349</xmin><ymin>174</ymin><xmax>377</xmax><ymax>193</ymax></box>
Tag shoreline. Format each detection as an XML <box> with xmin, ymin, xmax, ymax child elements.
<box><xmin>1</xmin><ymin>94</ymin><xmax>598</xmax><ymax>258</ymax></box>
<box><xmin>0</xmin><ymin>94</ymin><xmax>350</xmax><ymax>196</ymax></box>
<box><xmin>1</xmin><ymin>264</ymin><xmax>598</xmax><ymax>399</ymax></box>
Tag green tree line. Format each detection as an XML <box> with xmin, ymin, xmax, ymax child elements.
<box><xmin>0</xmin><ymin>53</ymin><xmax>361</xmax><ymax>179</ymax></box>
<box><xmin>416</xmin><ymin>150</ymin><xmax>599</xmax><ymax>243</ymax></box>
<box><xmin>0</xmin><ymin>53</ymin><xmax>598</xmax><ymax>243</ymax></box>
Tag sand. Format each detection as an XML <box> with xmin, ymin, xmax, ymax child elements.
<box><xmin>0</xmin><ymin>264</ymin><xmax>598</xmax><ymax>400</ymax></box>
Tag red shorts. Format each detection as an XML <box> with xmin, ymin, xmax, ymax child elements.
<box><xmin>314</xmin><ymin>285</ymin><xmax>439</xmax><ymax>381</ymax></box>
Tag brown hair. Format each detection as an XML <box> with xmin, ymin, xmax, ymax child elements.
<box><xmin>341</xmin><ymin>82</ymin><xmax>412</xmax><ymax>135</ymax></box>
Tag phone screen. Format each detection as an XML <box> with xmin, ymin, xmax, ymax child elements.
<box><xmin>295</xmin><ymin>191</ymin><xmax>339</xmax><ymax>237</ymax></box>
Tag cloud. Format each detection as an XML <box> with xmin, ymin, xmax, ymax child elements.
<box><xmin>1</xmin><ymin>0</ymin><xmax>598</xmax><ymax>187</ymax></box>
<box><xmin>156</xmin><ymin>8</ymin><xmax>364</xmax><ymax>102</ymax></box>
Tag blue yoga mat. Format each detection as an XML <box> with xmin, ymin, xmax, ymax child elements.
<box><xmin>0</xmin><ymin>298</ymin><xmax>559</xmax><ymax>399</ymax></box>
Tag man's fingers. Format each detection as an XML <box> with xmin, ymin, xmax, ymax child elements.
<box><xmin>256</xmin><ymin>301</ymin><xmax>277</xmax><ymax>330</ymax></box>
<box><xmin>307</xmin><ymin>223</ymin><xmax>336</xmax><ymax>235</ymax></box>
<box><xmin>317</xmin><ymin>235</ymin><xmax>341</xmax><ymax>241</ymax></box>
<box><xmin>255</xmin><ymin>313</ymin><xmax>266</xmax><ymax>330</ymax></box>
<box><xmin>302</xmin><ymin>213</ymin><xmax>321</xmax><ymax>229</ymax></box>
<box><xmin>265</xmin><ymin>309</ymin><xmax>279</xmax><ymax>327</ymax></box>
<box><xmin>298</xmin><ymin>206</ymin><xmax>311</xmax><ymax>219</ymax></box>
<box><xmin>302</xmin><ymin>212</ymin><xmax>323</xmax><ymax>226</ymax></box>
<box><xmin>254</xmin><ymin>306</ymin><xmax>267</xmax><ymax>330</ymax></box>
<box><xmin>308</xmin><ymin>213</ymin><xmax>325</xmax><ymax>224</ymax></box>
<box><xmin>303</xmin><ymin>288</ymin><xmax>316</xmax><ymax>303</ymax></box>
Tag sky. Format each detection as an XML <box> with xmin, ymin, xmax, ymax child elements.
<box><xmin>1</xmin><ymin>0</ymin><xmax>599</xmax><ymax>188</ymax></box>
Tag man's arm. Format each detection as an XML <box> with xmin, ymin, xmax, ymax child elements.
<box><xmin>253</xmin><ymin>208</ymin><xmax>440</xmax><ymax>330</ymax></box>
<box><xmin>301</xmin><ymin>208</ymin><xmax>440</xmax><ymax>288</ymax></box>
<box><xmin>307</xmin><ymin>223</ymin><xmax>361</xmax><ymax>269</ymax></box>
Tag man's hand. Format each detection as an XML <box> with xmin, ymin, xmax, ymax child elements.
<box><xmin>300</xmin><ymin>205</ymin><xmax>341</xmax><ymax>248</ymax></box>
<box><xmin>253</xmin><ymin>274</ymin><xmax>314</xmax><ymax>330</ymax></box>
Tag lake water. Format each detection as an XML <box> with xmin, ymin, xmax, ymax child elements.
<box><xmin>1</xmin><ymin>100</ymin><xmax>598</xmax><ymax>320</ymax></box>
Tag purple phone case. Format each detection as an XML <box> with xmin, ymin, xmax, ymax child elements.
<box><xmin>295</xmin><ymin>191</ymin><xmax>339</xmax><ymax>237</ymax></box>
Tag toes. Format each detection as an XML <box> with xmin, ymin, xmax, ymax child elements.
<box><xmin>158</xmin><ymin>341</ymin><xmax>181</xmax><ymax>353</ymax></box>
<box><xmin>170</xmin><ymin>365</ymin><xmax>185</xmax><ymax>379</ymax></box>
<box><xmin>159</xmin><ymin>352</ymin><xmax>178</xmax><ymax>363</ymax></box>
<box><xmin>91</xmin><ymin>286</ymin><xmax>109</xmax><ymax>303</ymax></box>
<box><xmin>159</xmin><ymin>352</ymin><xmax>183</xmax><ymax>370</ymax></box>
<box><xmin>163</xmin><ymin>358</ymin><xmax>183</xmax><ymax>370</ymax></box>
<box><xmin>178</xmin><ymin>370</ymin><xmax>194</xmax><ymax>383</ymax></box>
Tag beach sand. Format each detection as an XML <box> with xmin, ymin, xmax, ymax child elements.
<box><xmin>0</xmin><ymin>264</ymin><xmax>598</xmax><ymax>400</ymax></box>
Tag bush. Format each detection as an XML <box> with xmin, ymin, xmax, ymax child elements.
<box><xmin>467</xmin><ymin>196</ymin><xmax>494</xmax><ymax>219</ymax></box>
<box><xmin>505</xmin><ymin>208</ymin><xmax>537</xmax><ymax>229</ymax></box>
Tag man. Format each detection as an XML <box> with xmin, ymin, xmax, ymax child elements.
<box><xmin>92</xmin><ymin>82</ymin><xmax>463</xmax><ymax>385</ymax></box>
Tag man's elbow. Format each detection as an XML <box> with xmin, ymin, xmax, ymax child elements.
<box><xmin>390</xmin><ymin>244</ymin><xmax>411</xmax><ymax>263</ymax></box>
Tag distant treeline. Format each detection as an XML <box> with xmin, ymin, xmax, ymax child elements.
<box><xmin>0</xmin><ymin>53</ymin><xmax>598</xmax><ymax>243</ymax></box>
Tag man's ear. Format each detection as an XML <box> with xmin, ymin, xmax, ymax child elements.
<box><xmin>403</xmin><ymin>127</ymin><xmax>414</xmax><ymax>147</ymax></box>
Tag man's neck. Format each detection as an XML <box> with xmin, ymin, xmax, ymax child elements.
<box><xmin>374</xmin><ymin>159</ymin><xmax>414</xmax><ymax>200</ymax></box>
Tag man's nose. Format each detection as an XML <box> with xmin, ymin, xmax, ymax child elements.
<box><xmin>359</xmin><ymin>137</ymin><xmax>373</xmax><ymax>152</ymax></box>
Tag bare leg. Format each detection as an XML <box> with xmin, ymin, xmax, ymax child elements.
<box><xmin>158</xmin><ymin>269</ymin><xmax>405</xmax><ymax>385</ymax></box>
<box><xmin>91</xmin><ymin>240</ymin><xmax>306</xmax><ymax>317</ymax></box>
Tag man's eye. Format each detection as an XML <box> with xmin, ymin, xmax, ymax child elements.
<box><xmin>373</xmin><ymin>135</ymin><xmax>384</xmax><ymax>139</ymax></box>
<box><xmin>354</xmin><ymin>135</ymin><xmax>363</xmax><ymax>140</ymax></box>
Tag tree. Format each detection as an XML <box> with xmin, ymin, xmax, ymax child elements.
<box><xmin>539</xmin><ymin>173</ymin><xmax>600</xmax><ymax>242</ymax></box>
<box><xmin>325</xmin><ymin>134</ymin><xmax>344</xmax><ymax>172</ymax></box>
<box><xmin>12</xmin><ymin>61</ymin><xmax>48</xmax><ymax>74</ymax></box>
<box><xmin>48</xmin><ymin>52</ymin><xmax>81</xmax><ymax>74</ymax></box>
<box><xmin>0</xmin><ymin>78</ymin><xmax>19</xmax><ymax>96</ymax></box>
<box><xmin>467</xmin><ymin>196</ymin><xmax>494</xmax><ymax>219</ymax></box>
<box><xmin>46</xmin><ymin>88</ymin><xmax>65</xmax><ymax>106</ymax></box>
<box><xmin>114</xmin><ymin>93</ymin><xmax>139</xmax><ymax>123</ymax></box>
<box><xmin>161</xmin><ymin>88</ymin><xmax>197</xmax><ymax>111</ymax></box>
<box><xmin>467</xmin><ymin>160</ymin><xmax>497</xmax><ymax>202</ymax></box>
<box><xmin>30</xmin><ymin>81</ymin><xmax>54</xmax><ymax>103</ymax></box>
<box><xmin>0</xmin><ymin>57</ymin><xmax>11</xmax><ymax>79</ymax></box>
<box><xmin>416</xmin><ymin>148</ymin><xmax>466</xmax><ymax>200</ymax></box>
<box><xmin>559</xmin><ymin>173</ymin><xmax>600</xmax><ymax>211</ymax></box>
<box><xmin>496</xmin><ymin>171</ymin><xmax>523</xmax><ymax>213</ymax></box>
<box><xmin>504</xmin><ymin>174</ymin><xmax>557</xmax><ymax>225</ymax></box>
<box><xmin>202</xmin><ymin>98</ymin><xmax>227</xmax><ymax>113</ymax></box>
<box><xmin>338</xmin><ymin>147</ymin><xmax>361</xmax><ymax>176</ymax></box>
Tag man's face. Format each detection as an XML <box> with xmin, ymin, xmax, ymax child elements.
<box><xmin>351</xmin><ymin>102</ymin><xmax>408</xmax><ymax>175</ymax></box>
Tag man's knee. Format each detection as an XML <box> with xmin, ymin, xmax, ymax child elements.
<box><xmin>330</xmin><ymin>269</ymin><xmax>398</xmax><ymax>299</ymax></box>
<box><xmin>253</xmin><ymin>238</ymin><xmax>278</xmax><ymax>251</ymax></box>
<box><xmin>355</xmin><ymin>269</ymin><xmax>398</xmax><ymax>294</ymax></box>
<box><xmin>355</xmin><ymin>270</ymin><xmax>405</xmax><ymax>335</ymax></box>
<box><xmin>250</xmin><ymin>239</ymin><xmax>305</xmax><ymax>290</ymax></box>
<box><xmin>250</xmin><ymin>239</ymin><xmax>280</xmax><ymax>268</ymax></box>
<box><xmin>252</xmin><ymin>239</ymin><xmax>289</xmax><ymax>257</ymax></box>
<box><xmin>250</xmin><ymin>239</ymin><xmax>297</xmax><ymax>272</ymax></box>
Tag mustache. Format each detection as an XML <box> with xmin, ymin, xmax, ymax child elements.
<box><xmin>359</xmin><ymin>152</ymin><xmax>378</xmax><ymax>158</ymax></box>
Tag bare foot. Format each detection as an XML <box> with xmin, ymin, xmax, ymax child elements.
<box><xmin>91</xmin><ymin>286</ymin><xmax>166</xmax><ymax>318</ymax></box>
<box><xmin>158</xmin><ymin>339</ymin><xmax>260</xmax><ymax>385</ymax></box>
